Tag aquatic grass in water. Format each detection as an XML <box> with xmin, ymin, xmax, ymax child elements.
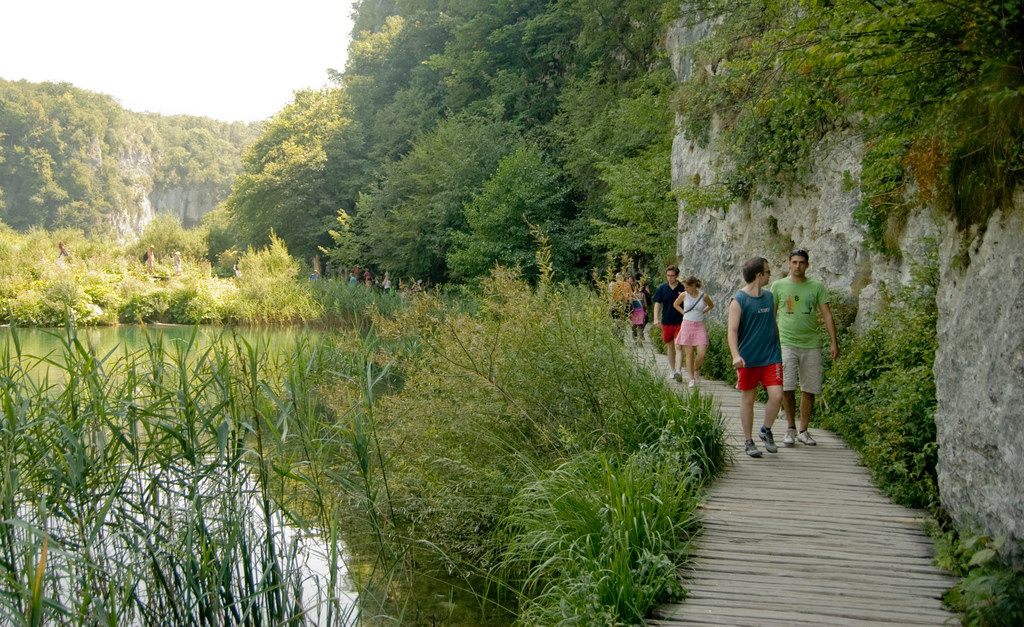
<box><xmin>0</xmin><ymin>326</ymin><xmax>361</xmax><ymax>625</ymax></box>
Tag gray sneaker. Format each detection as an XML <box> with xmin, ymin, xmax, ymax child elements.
<box><xmin>798</xmin><ymin>430</ymin><xmax>817</xmax><ymax>446</ymax></box>
<box><xmin>783</xmin><ymin>427</ymin><xmax>797</xmax><ymax>447</ymax></box>
<box><xmin>672</xmin><ymin>370</ymin><xmax>683</xmax><ymax>382</ymax></box>
<box><xmin>744</xmin><ymin>439</ymin><xmax>763</xmax><ymax>458</ymax></box>
<box><xmin>759</xmin><ymin>426</ymin><xmax>778</xmax><ymax>453</ymax></box>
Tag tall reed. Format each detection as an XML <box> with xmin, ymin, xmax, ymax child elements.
<box><xmin>0</xmin><ymin>324</ymin><xmax>367</xmax><ymax>625</ymax></box>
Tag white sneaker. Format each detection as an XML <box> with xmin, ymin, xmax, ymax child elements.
<box><xmin>798</xmin><ymin>430</ymin><xmax>817</xmax><ymax>446</ymax></box>
<box><xmin>783</xmin><ymin>428</ymin><xmax>797</xmax><ymax>447</ymax></box>
<box><xmin>688</xmin><ymin>379</ymin><xmax>696</xmax><ymax>388</ymax></box>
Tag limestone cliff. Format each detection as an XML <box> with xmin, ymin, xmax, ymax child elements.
<box><xmin>669</xmin><ymin>17</ymin><xmax>1023</xmax><ymax>561</ymax></box>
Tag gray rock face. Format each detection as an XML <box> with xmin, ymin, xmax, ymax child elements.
<box><xmin>935</xmin><ymin>206</ymin><xmax>1024</xmax><ymax>563</ymax></box>
<box><xmin>151</xmin><ymin>185</ymin><xmax>223</xmax><ymax>228</ymax></box>
<box><xmin>104</xmin><ymin>132</ymin><xmax>222</xmax><ymax>240</ymax></box>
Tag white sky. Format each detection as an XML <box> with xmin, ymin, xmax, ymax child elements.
<box><xmin>0</xmin><ymin>0</ymin><xmax>355</xmax><ymax>123</ymax></box>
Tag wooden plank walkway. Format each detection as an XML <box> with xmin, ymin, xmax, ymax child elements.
<box><xmin>634</xmin><ymin>345</ymin><xmax>960</xmax><ymax>626</ymax></box>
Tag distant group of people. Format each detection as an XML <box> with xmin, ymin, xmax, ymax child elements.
<box><xmin>613</xmin><ymin>266</ymin><xmax>714</xmax><ymax>388</ymax></box>
<box><xmin>631</xmin><ymin>248</ymin><xmax>838</xmax><ymax>459</ymax></box>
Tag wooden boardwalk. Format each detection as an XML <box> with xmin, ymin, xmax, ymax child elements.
<box><xmin>636</xmin><ymin>345</ymin><xmax>960</xmax><ymax>626</ymax></box>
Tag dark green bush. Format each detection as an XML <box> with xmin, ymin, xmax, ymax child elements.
<box><xmin>820</xmin><ymin>257</ymin><xmax>939</xmax><ymax>511</ymax></box>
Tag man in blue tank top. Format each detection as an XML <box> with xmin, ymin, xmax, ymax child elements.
<box><xmin>727</xmin><ymin>257</ymin><xmax>784</xmax><ymax>458</ymax></box>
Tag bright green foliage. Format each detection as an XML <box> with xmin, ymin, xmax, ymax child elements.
<box><xmin>226</xmin><ymin>0</ymin><xmax>682</xmax><ymax>282</ymax></box>
<box><xmin>0</xmin><ymin>224</ymin><xmax>329</xmax><ymax>326</ymax></box>
<box><xmin>354</xmin><ymin>110</ymin><xmax>517</xmax><ymax>283</ymax></box>
<box><xmin>367</xmin><ymin>267</ymin><xmax>726</xmax><ymax>620</ymax></box>
<box><xmin>227</xmin><ymin>88</ymin><xmax>367</xmax><ymax>261</ymax></box>
<box><xmin>229</xmin><ymin>233</ymin><xmax>323</xmax><ymax>323</ymax></box>
<box><xmin>503</xmin><ymin>451</ymin><xmax>698</xmax><ymax>625</ymax></box>
<box><xmin>134</xmin><ymin>213</ymin><xmax>209</xmax><ymax>263</ymax></box>
<box><xmin>821</xmin><ymin>254</ymin><xmax>940</xmax><ymax>511</ymax></box>
<box><xmin>677</xmin><ymin>0</ymin><xmax>1024</xmax><ymax>250</ymax></box>
<box><xmin>590</xmin><ymin>144</ymin><xmax>677</xmax><ymax>266</ymax></box>
<box><xmin>0</xmin><ymin>80</ymin><xmax>256</xmax><ymax>236</ymax></box>
<box><xmin>447</xmin><ymin>144</ymin><xmax>573</xmax><ymax>281</ymax></box>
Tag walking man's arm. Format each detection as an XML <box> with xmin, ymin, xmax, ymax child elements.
<box><xmin>728</xmin><ymin>298</ymin><xmax>744</xmax><ymax>369</ymax></box>
<box><xmin>820</xmin><ymin>302</ymin><xmax>839</xmax><ymax>359</ymax></box>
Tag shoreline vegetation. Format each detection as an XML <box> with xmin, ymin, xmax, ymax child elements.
<box><xmin>0</xmin><ymin>227</ymin><xmax>729</xmax><ymax>624</ymax></box>
<box><xmin>4</xmin><ymin>222</ymin><xmax>1021</xmax><ymax>623</ymax></box>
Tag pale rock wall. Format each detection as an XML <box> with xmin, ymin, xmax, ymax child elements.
<box><xmin>935</xmin><ymin>204</ymin><xmax>1024</xmax><ymax>563</ymax></box>
<box><xmin>150</xmin><ymin>185</ymin><xmax>222</xmax><ymax>228</ymax></box>
<box><xmin>669</xmin><ymin>72</ymin><xmax>940</xmax><ymax>323</ymax></box>
<box><xmin>104</xmin><ymin>133</ymin><xmax>220</xmax><ymax>240</ymax></box>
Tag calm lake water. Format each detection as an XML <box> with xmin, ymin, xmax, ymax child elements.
<box><xmin>0</xmin><ymin>323</ymin><xmax>321</xmax><ymax>361</ymax></box>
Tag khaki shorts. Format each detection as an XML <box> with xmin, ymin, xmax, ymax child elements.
<box><xmin>781</xmin><ymin>345</ymin><xmax>823</xmax><ymax>395</ymax></box>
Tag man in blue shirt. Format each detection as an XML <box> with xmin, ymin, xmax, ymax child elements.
<box><xmin>652</xmin><ymin>265</ymin><xmax>687</xmax><ymax>381</ymax></box>
<box><xmin>728</xmin><ymin>257</ymin><xmax>783</xmax><ymax>457</ymax></box>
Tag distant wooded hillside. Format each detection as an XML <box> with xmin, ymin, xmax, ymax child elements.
<box><xmin>0</xmin><ymin>79</ymin><xmax>260</xmax><ymax>236</ymax></box>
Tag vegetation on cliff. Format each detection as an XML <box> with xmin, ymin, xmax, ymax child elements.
<box><xmin>675</xmin><ymin>0</ymin><xmax>1024</xmax><ymax>254</ymax></box>
<box><xmin>0</xmin><ymin>79</ymin><xmax>259</xmax><ymax>234</ymax></box>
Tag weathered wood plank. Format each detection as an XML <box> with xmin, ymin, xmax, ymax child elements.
<box><xmin>635</xmin><ymin>345</ymin><xmax>960</xmax><ymax>625</ymax></box>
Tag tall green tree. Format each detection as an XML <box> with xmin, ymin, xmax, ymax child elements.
<box><xmin>354</xmin><ymin>109</ymin><xmax>516</xmax><ymax>282</ymax></box>
<box><xmin>226</xmin><ymin>87</ymin><xmax>366</xmax><ymax>261</ymax></box>
<box><xmin>447</xmin><ymin>144</ymin><xmax>574</xmax><ymax>281</ymax></box>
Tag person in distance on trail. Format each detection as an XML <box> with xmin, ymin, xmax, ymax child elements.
<box><xmin>652</xmin><ymin>265</ymin><xmax>687</xmax><ymax>382</ymax></box>
<box><xmin>146</xmin><ymin>245</ymin><xmax>156</xmax><ymax>275</ymax></box>
<box><xmin>772</xmin><ymin>249</ymin><xmax>839</xmax><ymax>447</ymax></box>
<box><xmin>672</xmin><ymin>275</ymin><xmax>714</xmax><ymax>387</ymax></box>
<box><xmin>629</xmin><ymin>275</ymin><xmax>648</xmax><ymax>346</ymax></box>
<box><xmin>728</xmin><ymin>257</ymin><xmax>783</xmax><ymax>458</ymax></box>
<box><xmin>57</xmin><ymin>241</ymin><xmax>70</xmax><ymax>268</ymax></box>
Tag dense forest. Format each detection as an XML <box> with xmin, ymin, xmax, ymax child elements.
<box><xmin>223</xmin><ymin>0</ymin><xmax>681</xmax><ymax>282</ymax></box>
<box><xmin>0</xmin><ymin>79</ymin><xmax>259</xmax><ymax>234</ymax></box>
<box><xmin>222</xmin><ymin>0</ymin><xmax>1023</xmax><ymax>282</ymax></box>
<box><xmin>4</xmin><ymin>0</ymin><xmax>1021</xmax><ymax>284</ymax></box>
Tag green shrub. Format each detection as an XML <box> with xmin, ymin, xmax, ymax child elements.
<box><xmin>934</xmin><ymin>527</ymin><xmax>1024</xmax><ymax>626</ymax></box>
<box><xmin>503</xmin><ymin>451</ymin><xmax>699</xmax><ymax>625</ymax></box>
<box><xmin>701</xmin><ymin>318</ymin><xmax>736</xmax><ymax>386</ymax></box>
<box><xmin>229</xmin><ymin>234</ymin><xmax>322</xmax><ymax>323</ymax></box>
<box><xmin>119</xmin><ymin>289</ymin><xmax>168</xmax><ymax>323</ymax></box>
<box><xmin>310</xmin><ymin>280</ymin><xmax>404</xmax><ymax>327</ymax></box>
<box><xmin>368</xmin><ymin>268</ymin><xmax>726</xmax><ymax>622</ymax></box>
<box><xmin>820</xmin><ymin>254</ymin><xmax>939</xmax><ymax>511</ymax></box>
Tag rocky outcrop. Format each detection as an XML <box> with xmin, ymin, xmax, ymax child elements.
<box><xmin>935</xmin><ymin>203</ymin><xmax>1024</xmax><ymax>563</ymax></box>
<box><xmin>669</xmin><ymin>15</ymin><xmax>1023</xmax><ymax>560</ymax></box>
<box><xmin>150</xmin><ymin>185</ymin><xmax>224</xmax><ymax>228</ymax></box>
<box><xmin>106</xmin><ymin>134</ymin><xmax>223</xmax><ymax>240</ymax></box>
<box><xmin>669</xmin><ymin>85</ymin><xmax>942</xmax><ymax>323</ymax></box>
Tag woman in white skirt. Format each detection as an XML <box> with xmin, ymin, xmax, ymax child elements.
<box><xmin>672</xmin><ymin>276</ymin><xmax>714</xmax><ymax>386</ymax></box>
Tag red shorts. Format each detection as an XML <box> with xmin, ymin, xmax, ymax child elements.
<box><xmin>661</xmin><ymin>324</ymin><xmax>681</xmax><ymax>344</ymax></box>
<box><xmin>736</xmin><ymin>363</ymin><xmax>783</xmax><ymax>391</ymax></box>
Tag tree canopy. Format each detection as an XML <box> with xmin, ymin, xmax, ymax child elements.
<box><xmin>228</xmin><ymin>0</ymin><xmax>683</xmax><ymax>282</ymax></box>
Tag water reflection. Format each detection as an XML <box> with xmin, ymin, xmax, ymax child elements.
<box><xmin>0</xmin><ymin>324</ymin><xmax>323</xmax><ymax>384</ymax></box>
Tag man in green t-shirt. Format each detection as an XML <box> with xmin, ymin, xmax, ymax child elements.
<box><xmin>772</xmin><ymin>249</ymin><xmax>839</xmax><ymax>447</ymax></box>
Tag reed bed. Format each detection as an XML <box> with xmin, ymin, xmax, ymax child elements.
<box><xmin>0</xmin><ymin>325</ymin><xmax>365</xmax><ymax>626</ymax></box>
